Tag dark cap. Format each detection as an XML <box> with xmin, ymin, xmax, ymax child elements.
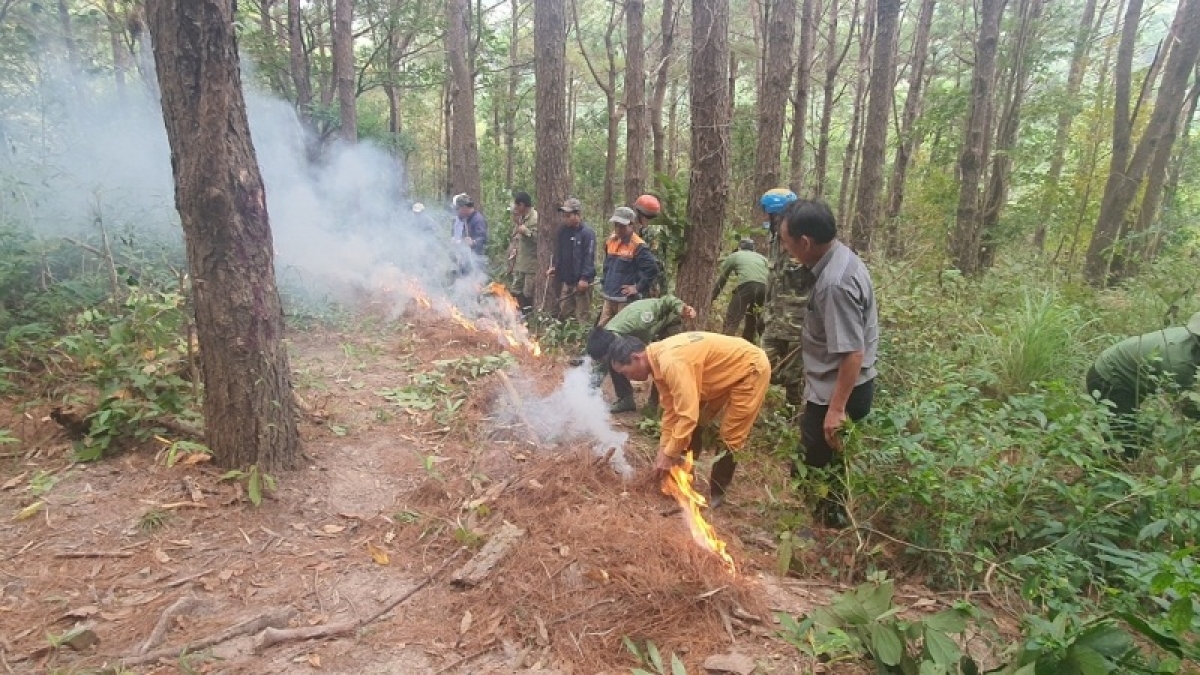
<box><xmin>453</xmin><ymin>193</ymin><xmax>474</xmax><ymax>208</ymax></box>
<box><xmin>558</xmin><ymin>197</ymin><xmax>583</xmax><ymax>213</ymax></box>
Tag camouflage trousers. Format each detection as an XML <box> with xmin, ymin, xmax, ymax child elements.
<box><xmin>761</xmin><ymin>335</ymin><xmax>803</xmax><ymax>409</ymax></box>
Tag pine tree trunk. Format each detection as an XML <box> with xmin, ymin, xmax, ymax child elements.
<box><xmin>849</xmin><ymin>0</ymin><xmax>898</xmax><ymax>253</ymax></box>
<box><xmin>1033</xmin><ymin>0</ymin><xmax>1097</xmax><ymax>250</ymax></box>
<box><xmin>678</xmin><ymin>0</ymin><xmax>730</xmax><ymax>328</ymax></box>
<box><xmin>625</xmin><ymin>0</ymin><xmax>648</xmax><ymax>203</ymax></box>
<box><xmin>977</xmin><ymin>0</ymin><xmax>1041</xmax><ymax>270</ymax></box>
<box><xmin>651</xmin><ymin>0</ymin><xmax>676</xmax><ymax>176</ymax></box>
<box><xmin>146</xmin><ymin>0</ymin><xmax>302</xmax><ymax>472</ymax></box>
<box><xmin>505</xmin><ymin>0</ymin><xmax>520</xmax><ymax>189</ymax></box>
<box><xmin>883</xmin><ymin>0</ymin><xmax>935</xmax><ymax>255</ymax></box>
<box><xmin>332</xmin><ymin>0</ymin><xmax>356</xmax><ymax>141</ymax></box>
<box><xmin>814</xmin><ymin>0</ymin><xmax>846</xmax><ymax>198</ymax></box>
<box><xmin>949</xmin><ymin>0</ymin><xmax>1006</xmax><ymax>275</ymax></box>
<box><xmin>1086</xmin><ymin>0</ymin><xmax>1200</xmax><ymax>284</ymax></box>
<box><xmin>1148</xmin><ymin>70</ymin><xmax>1200</xmax><ymax>260</ymax></box>
<box><xmin>754</xmin><ymin>0</ymin><xmax>796</xmax><ymax>198</ymax></box>
<box><xmin>104</xmin><ymin>0</ymin><xmax>129</xmax><ymax>97</ymax></box>
<box><xmin>838</xmin><ymin>1</ymin><xmax>871</xmax><ymax>225</ymax></box>
<box><xmin>448</xmin><ymin>0</ymin><xmax>483</xmax><ymax>204</ymax></box>
<box><xmin>534</xmin><ymin>0</ymin><xmax>569</xmax><ymax>312</ymax></box>
<box><xmin>788</xmin><ymin>0</ymin><xmax>817</xmax><ymax>193</ymax></box>
<box><xmin>288</xmin><ymin>0</ymin><xmax>313</xmax><ymax>118</ymax></box>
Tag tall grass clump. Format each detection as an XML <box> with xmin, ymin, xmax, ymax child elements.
<box><xmin>985</xmin><ymin>290</ymin><xmax>1093</xmax><ymax>397</ymax></box>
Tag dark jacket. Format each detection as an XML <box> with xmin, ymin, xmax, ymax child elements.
<box><xmin>600</xmin><ymin>233</ymin><xmax>658</xmax><ymax>302</ymax></box>
<box><xmin>462</xmin><ymin>210</ymin><xmax>488</xmax><ymax>256</ymax></box>
<box><xmin>554</xmin><ymin>223</ymin><xmax>597</xmax><ymax>285</ymax></box>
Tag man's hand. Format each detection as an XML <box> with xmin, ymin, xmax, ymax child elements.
<box><xmin>620</xmin><ymin>284</ymin><xmax>638</xmax><ymax>297</ymax></box>
<box><xmin>653</xmin><ymin>449</ymin><xmax>685</xmax><ymax>482</ymax></box>
<box><xmin>576</xmin><ymin>279</ymin><xmax>590</xmax><ymax>291</ymax></box>
<box><xmin>546</xmin><ymin>267</ymin><xmax>556</xmax><ymax>277</ymax></box>
<box><xmin>823</xmin><ymin>407</ymin><xmax>848</xmax><ymax>451</ymax></box>
<box><xmin>682</xmin><ymin>305</ymin><xmax>697</xmax><ymax>320</ymax></box>
<box><xmin>516</xmin><ymin>224</ymin><xmax>528</xmax><ymax>236</ymax></box>
<box><xmin>463</xmin><ymin>237</ymin><xmax>474</xmax><ymax>248</ymax></box>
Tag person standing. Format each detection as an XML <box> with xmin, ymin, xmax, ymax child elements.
<box><xmin>508</xmin><ymin>191</ymin><xmax>539</xmax><ymax>314</ymax></box>
<box><xmin>779</xmin><ymin>199</ymin><xmax>878</xmax><ymax>529</ymax></box>
<box><xmin>452</xmin><ymin>193</ymin><xmax>489</xmax><ymax>275</ymax></box>
<box><xmin>759</xmin><ymin>188</ymin><xmax>815</xmax><ymax>411</ymax></box>
<box><xmin>713</xmin><ymin>237</ymin><xmax>769</xmax><ymax>342</ymax></box>
<box><xmin>546</xmin><ymin>197</ymin><xmax>596</xmax><ymax>322</ymax></box>
<box><xmin>586</xmin><ymin>294</ymin><xmax>696</xmax><ymax>413</ymax></box>
<box><xmin>608</xmin><ymin>332</ymin><xmax>771</xmax><ymax>507</ymax></box>
<box><xmin>1086</xmin><ymin>312</ymin><xmax>1200</xmax><ymax>457</ymax></box>
<box><xmin>632</xmin><ymin>194</ymin><xmax>668</xmax><ymax>296</ymax></box>
<box><xmin>598</xmin><ymin>206</ymin><xmax>660</xmax><ymax>326</ymax></box>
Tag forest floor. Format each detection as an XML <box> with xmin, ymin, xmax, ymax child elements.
<box><xmin>0</xmin><ymin>310</ymin><xmax>1014</xmax><ymax>674</ymax></box>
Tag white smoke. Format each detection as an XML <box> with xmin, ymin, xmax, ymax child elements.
<box><xmin>496</xmin><ymin>360</ymin><xmax>633</xmax><ymax>478</ymax></box>
<box><xmin>0</xmin><ymin>60</ymin><xmax>488</xmax><ymax>319</ymax></box>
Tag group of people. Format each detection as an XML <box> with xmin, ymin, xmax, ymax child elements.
<box><xmin>588</xmin><ymin>189</ymin><xmax>878</xmax><ymax>526</ymax></box>
<box><xmin>423</xmin><ymin>188</ymin><xmax>1198</xmax><ymax>530</ymax></box>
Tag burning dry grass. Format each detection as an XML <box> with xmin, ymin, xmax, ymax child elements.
<box><xmin>401</xmin><ymin>452</ymin><xmax>766</xmax><ymax>671</ymax></box>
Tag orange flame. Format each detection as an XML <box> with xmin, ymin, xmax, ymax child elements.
<box><xmin>399</xmin><ymin>278</ymin><xmax>542</xmax><ymax>357</ymax></box>
<box><xmin>661</xmin><ymin>453</ymin><xmax>736</xmax><ymax>573</ymax></box>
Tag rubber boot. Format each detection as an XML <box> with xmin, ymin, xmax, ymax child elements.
<box><xmin>609</xmin><ymin>395</ymin><xmax>636</xmax><ymax>413</ymax></box>
<box><xmin>708</xmin><ymin>451</ymin><xmax>736</xmax><ymax>508</ymax></box>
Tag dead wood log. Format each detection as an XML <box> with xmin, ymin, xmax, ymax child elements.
<box><xmin>451</xmin><ymin>522</ymin><xmax>525</xmax><ymax>588</ymax></box>
<box><xmin>119</xmin><ymin>607</ymin><xmax>294</xmax><ymax>667</ymax></box>
<box><xmin>139</xmin><ymin>595</ymin><xmax>200</xmax><ymax>654</ymax></box>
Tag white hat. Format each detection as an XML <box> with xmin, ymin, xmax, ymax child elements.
<box><xmin>412</xmin><ymin>202</ymin><xmax>425</xmax><ymax>213</ymax></box>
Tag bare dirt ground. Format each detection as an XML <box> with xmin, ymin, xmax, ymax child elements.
<box><xmin>0</xmin><ymin>312</ymin><xmax>1005</xmax><ymax>674</ymax></box>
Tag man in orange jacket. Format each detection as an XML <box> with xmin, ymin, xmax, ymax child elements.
<box><xmin>609</xmin><ymin>332</ymin><xmax>771</xmax><ymax>506</ymax></box>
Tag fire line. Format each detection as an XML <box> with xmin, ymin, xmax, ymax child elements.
<box><xmin>662</xmin><ymin>452</ymin><xmax>736</xmax><ymax>573</ymax></box>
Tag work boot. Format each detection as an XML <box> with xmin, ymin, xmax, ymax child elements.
<box><xmin>708</xmin><ymin>451</ymin><xmax>737</xmax><ymax>508</ymax></box>
<box><xmin>609</xmin><ymin>396</ymin><xmax>636</xmax><ymax>414</ymax></box>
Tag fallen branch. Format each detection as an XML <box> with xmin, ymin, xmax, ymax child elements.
<box><xmin>155</xmin><ymin>417</ymin><xmax>204</xmax><ymax>441</ymax></box>
<box><xmin>432</xmin><ymin>644</ymin><xmax>495</xmax><ymax>675</ymax></box>
<box><xmin>120</xmin><ymin>607</ymin><xmax>294</xmax><ymax>667</ymax></box>
<box><xmin>139</xmin><ymin>595</ymin><xmax>200</xmax><ymax>654</ymax></box>
<box><xmin>54</xmin><ymin>551</ymin><xmax>134</xmax><ymax>559</ymax></box>
<box><xmin>165</xmin><ymin>569</ymin><xmax>215</xmax><ymax>588</ymax></box>
<box><xmin>252</xmin><ymin>546</ymin><xmax>466</xmax><ymax>653</ymax></box>
<box><xmin>451</xmin><ymin>523</ymin><xmax>524</xmax><ymax>588</ymax></box>
<box><xmin>495</xmin><ymin>371</ymin><xmax>541</xmax><ymax>445</ymax></box>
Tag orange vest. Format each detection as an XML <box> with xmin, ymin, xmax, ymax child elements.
<box><xmin>605</xmin><ymin>233</ymin><xmax>646</xmax><ymax>259</ymax></box>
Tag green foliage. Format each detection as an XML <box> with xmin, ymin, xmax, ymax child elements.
<box><xmin>161</xmin><ymin>439</ymin><xmax>211</xmax><ymax>467</ymax></box>
<box><xmin>56</xmin><ymin>289</ymin><xmax>198</xmax><ymax>460</ymax></box>
<box><xmin>996</xmin><ymin>616</ymin><xmax>1149</xmax><ymax>675</ymax></box>
<box><xmin>219</xmin><ymin>465</ymin><xmax>276</xmax><ymax>507</ymax></box>
<box><xmin>622</xmin><ymin>637</ymin><xmax>688</xmax><ymax>675</ymax></box>
<box><xmin>778</xmin><ymin>576</ymin><xmax>983</xmax><ymax>674</ymax></box>
<box><xmin>981</xmin><ymin>290</ymin><xmax>1094</xmax><ymax>397</ymax></box>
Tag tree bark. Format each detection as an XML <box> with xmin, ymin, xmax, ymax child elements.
<box><xmin>332</xmin><ymin>0</ymin><xmax>356</xmax><ymax>141</ymax></box>
<box><xmin>651</xmin><ymin>0</ymin><xmax>677</xmax><ymax>176</ymax></box>
<box><xmin>1085</xmin><ymin>0</ymin><xmax>1200</xmax><ymax>284</ymax></box>
<box><xmin>534</xmin><ymin>0</ymin><xmax>569</xmax><ymax>312</ymax></box>
<box><xmin>754</xmin><ymin>0</ymin><xmax>796</xmax><ymax>198</ymax></box>
<box><xmin>145</xmin><ymin>0</ymin><xmax>302</xmax><ymax>472</ymax></box>
<box><xmin>849</xmin><ymin>0</ymin><xmax>898</xmax><ymax>253</ymax></box>
<box><xmin>678</xmin><ymin>0</ymin><xmax>729</xmax><ymax>328</ymax></box>
<box><xmin>625</xmin><ymin>0</ymin><xmax>648</xmax><ymax>203</ymax></box>
<box><xmin>1148</xmin><ymin>67</ymin><xmax>1200</xmax><ymax>260</ymax></box>
<box><xmin>448</xmin><ymin>0</ymin><xmax>483</xmax><ymax>204</ymax></box>
<box><xmin>814</xmin><ymin>0</ymin><xmax>850</xmax><ymax>198</ymax></box>
<box><xmin>788</xmin><ymin>0</ymin><xmax>817</xmax><ymax>193</ymax></box>
<box><xmin>504</xmin><ymin>0</ymin><xmax>521</xmax><ymax>189</ymax></box>
<box><xmin>837</xmin><ymin>0</ymin><xmax>871</xmax><ymax>225</ymax></box>
<box><xmin>883</xmin><ymin>0</ymin><xmax>935</xmax><ymax>255</ymax></box>
<box><xmin>948</xmin><ymin>0</ymin><xmax>1006</xmax><ymax>275</ymax></box>
<box><xmin>1032</xmin><ymin>0</ymin><xmax>1098</xmax><ymax>249</ymax></box>
<box><xmin>287</xmin><ymin>0</ymin><xmax>313</xmax><ymax>118</ymax></box>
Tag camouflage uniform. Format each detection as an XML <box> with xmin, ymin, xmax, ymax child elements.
<box><xmin>760</xmin><ymin>223</ymin><xmax>816</xmax><ymax>408</ymax></box>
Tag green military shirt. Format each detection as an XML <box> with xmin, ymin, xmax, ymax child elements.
<box><xmin>604</xmin><ymin>295</ymin><xmax>686</xmax><ymax>344</ymax></box>
<box><xmin>513</xmin><ymin>209</ymin><xmax>539</xmax><ymax>274</ymax></box>
<box><xmin>1094</xmin><ymin>316</ymin><xmax>1200</xmax><ymax>396</ymax></box>
<box><xmin>714</xmin><ymin>250</ymin><xmax>769</xmax><ymax>296</ymax></box>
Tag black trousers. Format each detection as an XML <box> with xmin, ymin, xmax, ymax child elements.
<box><xmin>797</xmin><ymin>379</ymin><xmax>875</xmax><ymax>526</ymax></box>
<box><xmin>724</xmin><ymin>281</ymin><xmax>766</xmax><ymax>343</ymax></box>
<box><xmin>688</xmin><ymin>426</ymin><xmax>737</xmax><ymax>501</ymax></box>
